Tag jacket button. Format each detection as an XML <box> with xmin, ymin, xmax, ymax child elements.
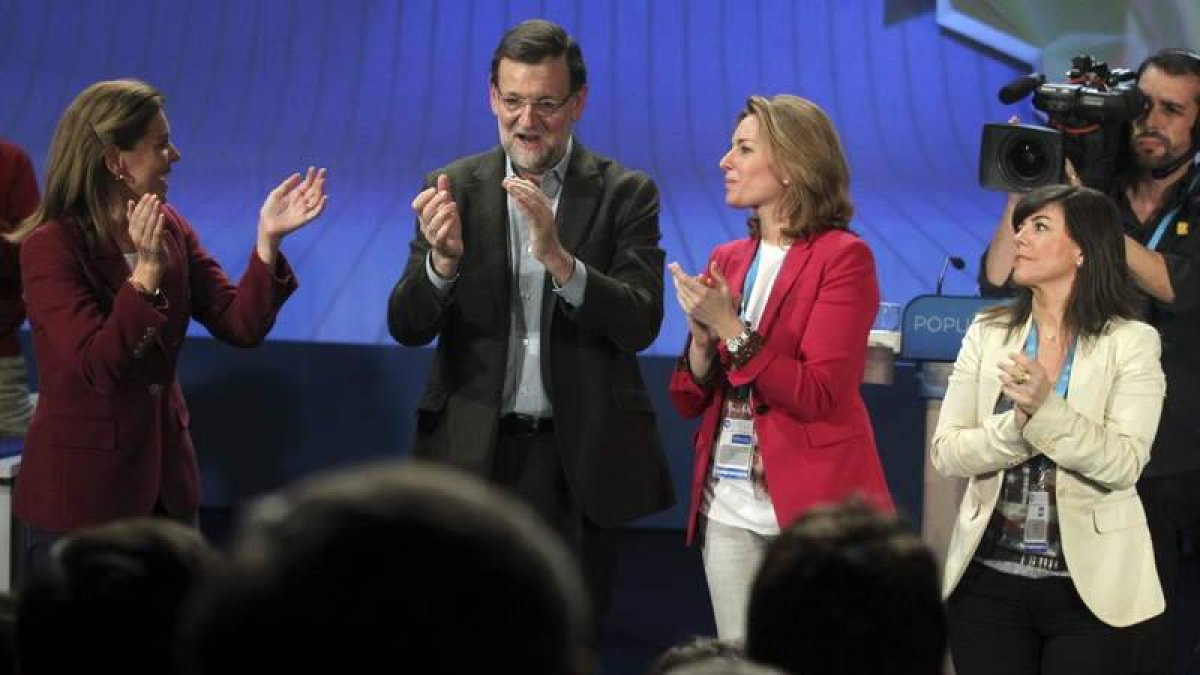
<box><xmin>755</xmin><ymin>403</ymin><xmax>769</xmax><ymax>415</ymax></box>
<box><xmin>148</xmin><ymin>383</ymin><xmax>162</xmax><ymax>396</ymax></box>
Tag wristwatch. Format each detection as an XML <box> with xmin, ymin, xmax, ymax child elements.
<box><xmin>129</xmin><ymin>279</ymin><xmax>160</xmax><ymax>299</ymax></box>
<box><xmin>129</xmin><ymin>278</ymin><xmax>165</xmax><ymax>307</ymax></box>
<box><xmin>725</xmin><ymin>327</ymin><xmax>752</xmax><ymax>355</ymax></box>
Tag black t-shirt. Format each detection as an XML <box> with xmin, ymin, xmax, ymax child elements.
<box><xmin>1117</xmin><ymin>165</ymin><xmax>1200</xmax><ymax>476</ymax></box>
<box><xmin>977</xmin><ymin>164</ymin><xmax>1200</xmax><ymax>476</ymax></box>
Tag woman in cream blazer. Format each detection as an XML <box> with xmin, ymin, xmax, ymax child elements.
<box><xmin>933</xmin><ymin>185</ymin><xmax>1165</xmax><ymax>675</ymax></box>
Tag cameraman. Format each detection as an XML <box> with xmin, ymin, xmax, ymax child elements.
<box><xmin>979</xmin><ymin>48</ymin><xmax>1200</xmax><ymax>675</ymax></box>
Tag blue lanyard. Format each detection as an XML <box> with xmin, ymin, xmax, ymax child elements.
<box><xmin>1024</xmin><ymin>324</ymin><xmax>1077</xmax><ymax>397</ymax></box>
<box><xmin>1146</xmin><ymin>204</ymin><xmax>1183</xmax><ymax>251</ymax></box>
<box><xmin>1145</xmin><ymin>172</ymin><xmax>1200</xmax><ymax>251</ymax></box>
<box><xmin>740</xmin><ymin>244</ymin><xmax>763</xmax><ymax>320</ymax></box>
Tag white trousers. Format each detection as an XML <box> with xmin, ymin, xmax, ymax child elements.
<box><xmin>701</xmin><ymin>517</ymin><xmax>775</xmax><ymax>640</ymax></box>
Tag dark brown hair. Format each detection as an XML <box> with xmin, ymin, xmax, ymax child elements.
<box><xmin>746</xmin><ymin>501</ymin><xmax>944</xmax><ymax>675</ymax></box>
<box><xmin>980</xmin><ymin>184</ymin><xmax>1141</xmax><ymax>339</ymax></box>
<box><xmin>490</xmin><ymin>19</ymin><xmax>586</xmax><ymax>94</ymax></box>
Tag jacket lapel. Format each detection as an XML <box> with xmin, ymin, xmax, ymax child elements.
<box><xmin>724</xmin><ymin>238</ymin><xmax>758</xmax><ymax>306</ymax></box>
<box><xmin>73</xmin><ymin>226</ymin><xmax>128</xmax><ymax>313</ymax></box>
<box><xmin>752</xmin><ymin>235</ymin><xmax>815</xmax><ymax>335</ymax></box>
<box><xmin>469</xmin><ymin>148</ymin><xmax>512</xmax><ymax>314</ymax></box>
<box><xmin>980</xmin><ymin>316</ymin><xmax>1032</xmax><ymax>418</ymax></box>
<box><xmin>538</xmin><ymin>143</ymin><xmax>601</xmax><ymax>401</ymax></box>
<box><xmin>1065</xmin><ymin>334</ymin><xmax>1099</xmax><ymax>418</ymax></box>
<box><xmin>555</xmin><ymin>142</ymin><xmax>602</xmax><ymax>255</ymax></box>
<box><xmin>94</xmin><ymin>249</ymin><xmax>128</xmax><ymax>298</ymax></box>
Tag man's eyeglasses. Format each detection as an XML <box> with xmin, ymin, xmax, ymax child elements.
<box><xmin>497</xmin><ymin>93</ymin><xmax>575</xmax><ymax>117</ymax></box>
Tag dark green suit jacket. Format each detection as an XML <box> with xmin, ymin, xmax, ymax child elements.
<box><xmin>388</xmin><ymin>142</ymin><xmax>675</xmax><ymax>527</ymax></box>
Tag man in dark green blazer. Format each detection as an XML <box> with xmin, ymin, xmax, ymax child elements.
<box><xmin>387</xmin><ymin>19</ymin><xmax>674</xmax><ymax>627</ymax></box>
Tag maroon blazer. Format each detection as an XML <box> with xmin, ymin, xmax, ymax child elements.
<box><xmin>0</xmin><ymin>140</ymin><xmax>40</xmax><ymax>355</ymax></box>
<box><xmin>16</xmin><ymin>205</ymin><xmax>297</xmax><ymax>532</ymax></box>
<box><xmin>669</xmin><ymin>230</ymin><xmax>894</xmax><ymax>543</ymax></box>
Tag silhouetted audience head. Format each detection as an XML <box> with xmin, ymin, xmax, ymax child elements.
<box><xmin>179</xmin><ymin>460</ymin><xmax>591</xmax><ymax>675</ymax></box>
<box><xmin>745</xmin><ymin>501</ymin><xmax>945</xmax><ymax>675</ymax></box>
<box><xmin>15</xmin><ymin>517</ymin><xmax>220</xmax><ymax>675</ymax></box>
<box><xmin>648</xmin><ymin>637</ymin><xmax>785</xmax><ymax>675</ymax></box>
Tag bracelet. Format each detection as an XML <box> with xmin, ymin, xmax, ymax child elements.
<box><xmin>128</xmin><ymin>278</ymin><xmax>155</xmax><ymax>296</ymax></box>
<box><xmin>726</xmin><ymin>330</ymin><xmax>765</xmax><ymax>370</ymax></box>
<box><xmin>128</xmin><ymin>278</ymin><xmax>166</xmax><ymax>308</ymax></box>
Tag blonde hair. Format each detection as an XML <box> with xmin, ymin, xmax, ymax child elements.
<box><xmin>9</xmin><ymin>79</ymin><xmax>163</xmax><ymax>246</ymax></box>
<box><xmin>741</xmin><ymin>95</ymin><xmax>854</xmax><ymax>239</ymax></box>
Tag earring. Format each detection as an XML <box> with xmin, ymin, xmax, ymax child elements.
<box><xmin>1076</xmin><ymin>258</ymin><xmax>1083</xmax><ymax>267</ymax></box>
<box><xmin>782</xmin><ymin>179</ymin><xmax>791</xmax><ymax>186</ymax></box>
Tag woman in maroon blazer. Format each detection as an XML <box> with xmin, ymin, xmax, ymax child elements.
<box><xmin>668</xmin><ymin>95</ymin><xmax>893</xmax><ymax>639</ymax></box>
<box><xmin>8</xmin><ymin>79</ymin><xmax>327</xmax><ymax>569</ymax></box>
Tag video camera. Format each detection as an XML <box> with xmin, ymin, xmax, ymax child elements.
<box><xmin>979</xmin><ymin>54</ymin><xmax>1148</xmax><ymax>193</ymax></box>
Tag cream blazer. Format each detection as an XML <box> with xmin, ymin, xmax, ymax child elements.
<box><xmin>932</xmin><ymin>315</ymin><xmax>1165</xmax><ymax>628</ymax></box>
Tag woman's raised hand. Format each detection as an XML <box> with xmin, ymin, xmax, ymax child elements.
<box><xmin>257</xmin><ymin>167</ymin><xmax>329</xmax><ymax>264</ymax></box>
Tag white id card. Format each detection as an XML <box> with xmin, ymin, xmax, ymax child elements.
<box><xmin>1023</xmin><ymin>490</ymin><xmax>1050</xmax><ymax>553</ymax></box>
<box><xmin>713</xmin><ymin>418</ymin><xmax>755</xmax><ymax>480</ymax></box>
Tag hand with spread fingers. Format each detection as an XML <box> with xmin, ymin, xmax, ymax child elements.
<box><xmin>259</xmin><ymin>167</ymin><xmax>328</xmax><ymax>239</ymax></box>
<box><xmin>258</xmin><ymin>166</ymin><xmax>329</xmax><ymax>265</ymax></box>
<box><xmin>412</xmin><ymin>173</ymin><xmax>463</xmax><ymax>278</ymax></box>
<box><xmin>998</xmin><ymin>352</ymin><xmax>1052</xmax><ymax>426</ymax></box>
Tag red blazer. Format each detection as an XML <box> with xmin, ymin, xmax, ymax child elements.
<box><xmin>669</xmin><ymin>230</ymin><xmax>893</xmax><ymax>543</ymax></box>
<box><xmin>16</xmin><ymin>206</ymin><xmax>297</xmax><ymax>532</ymax></box>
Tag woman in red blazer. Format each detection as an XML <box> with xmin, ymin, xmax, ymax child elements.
<box><xmin>8</xmin><ymin>79</ymin><xmax>327</xmax><ymax>570</ymax></box>
<box><xmin>668</xmin><ymin>95</ymin><xmax>893</xmax><ymax>639</ymax></box>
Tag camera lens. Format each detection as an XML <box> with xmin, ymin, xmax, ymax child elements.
<box><xmin>1001</xmin><ymin>136</ymin><xmax>1053</xmax><ymax>185</ymax></box>
<box><xmin>979</xmin><ymin>122</ymin><xmax>1064</xmax><ymax>192</ymax></box>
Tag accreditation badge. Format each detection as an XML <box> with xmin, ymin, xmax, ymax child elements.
<box><xmin>713</xmin><ymin>418</ymin><xmax>755</xmax><ymax>480</ymax></box>
<box><xmin>1022</xmin><ymin>490</ymin><xmax>1050</xmax><ymax>553</ymax></box>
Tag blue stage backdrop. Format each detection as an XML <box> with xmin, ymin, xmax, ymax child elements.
<box><xmin>1</xmin><ymin>0</ymin><xmax>1027</xmax><ymax>353</ymax></box>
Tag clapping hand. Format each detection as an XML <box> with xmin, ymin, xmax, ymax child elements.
<box><xmin>669</xmin><ymin>261</ymin><xmax>743</xmax><ymax>342</ymax></box>
<box><xmin>259</xmin><ymin>167</ymin><xmax>328</xmax><ymax>239</ymax></box>
<box><xmin>127</xmin><ymin>193</ymin><xmax>165</xmax><ymax>290</ymax></box>
<box><xmin>412</xmin><ymin>174</ymin><xmax>463</xmax><ymax>278</ymax></box>
<box><xmin>502</xmin><ymin>176</ymin><xmax>558</xmax><ymax>260</ymax></box>
<box><xmin>998</xmin><ymin>352</ymin><xmax>1052</xmax><ymax>427</ymax></box>
<box><xmin>502</xmin><ymin>176</ymin><xmax>576</xmax><ymax>283</ymax></box>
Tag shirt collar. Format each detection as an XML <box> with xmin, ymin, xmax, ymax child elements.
<box><xmin>504</xmin><ymin>136</ymin><xmax>574</xmax><ymax>200</ymax></box>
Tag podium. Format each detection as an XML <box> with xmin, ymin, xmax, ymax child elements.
<box><xmin>900</xmin><ymin>295</ymin><xmax>1001</xmax><ymax>567</ymax></box>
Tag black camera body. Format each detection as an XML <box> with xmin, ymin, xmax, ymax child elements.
<box><xmin>979</xmin><ymin>54</ymin><xmax>1147</xmax><ymax>193</ymax></box>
